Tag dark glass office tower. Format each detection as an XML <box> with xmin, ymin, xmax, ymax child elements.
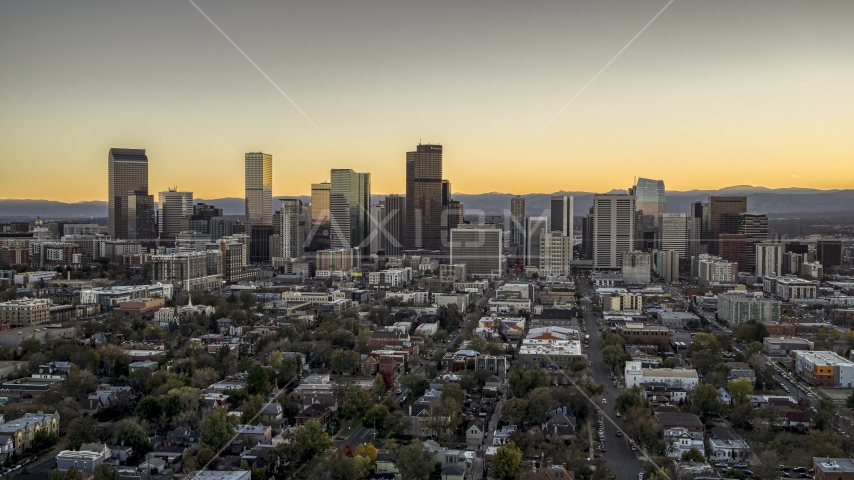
<box><xmin>405</xmin><ymin>144</ymin><xmax>443</xmax><ymax>250</ymax></box>
<box><xmin>330</xmin><ymin>169</ymin><xmax>371</xmax><ymax>255</ymax></box>
<box><xmin>108</xmin><ymin>148</ymin><xmax>148</xmax><ymax>239</ymax></box>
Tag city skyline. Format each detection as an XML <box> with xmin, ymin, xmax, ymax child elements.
<box><xmin>2</xmin><ymin>1</ymin><xmax>853</xmax><ymax>202</ymax></box>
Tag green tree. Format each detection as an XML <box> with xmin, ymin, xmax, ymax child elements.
<box><xmin>246</xmin><ymin>364</ymin><xmax>271</xmax><ymax>396</ymax></box>
<box><xmin>602</xmin><ymin>344</ymin><xmax>627</xmax><ymax>369</ymax></box>
<box><xmin>241</xmin><ymin>394</ymin><xmax>266</xmax><ymax>424</ymax></box>
<box><xmin>373</xmin><ymin>374</ymin><xmax>388</xmax><ymax>397</ymax></box>
<box><xmin>681</xmin><ymin>448</ymin><xmax>705</xmax><ymax>462</ymax></box>
<box><xmin>115</xmin><ymin>419</ymin><xmax>151</xmax><ymax>454</ymax></box>
<box><xmin>691</xmin><ymin>383</ymin><xmax>725</xmax><ymax>416</ymax></box>
<box><xmin>401</xmin><ymin>374</ymin><xmax>430</xmax><ymax>398</ymax></box>
<box><xmin>363</xmin><ymin>405</ymin><xmax>389</xmax><ymax>430</ymax></box>
<box><xmin>66</xmin><ymin>416</ymin><xmax>99</xmax><ymax>450</ymax></box>
<box><xmin>441</xmin><ymin>383</ymin><xmax>465</xmax><ymax>406</ymax></box>
<box><xmin>615</xmin><ymin>386</ymin><xmax>644</xmax><ymax>414</ymax></box>
<box><xmin>492</xmin><ymin>443</ymin><xmax>523</xmax><ymax>480</ymax></box>
<box><xmin>501</xmin><ymin>397</ymin><xmax>528</xmax><ymax>426</ymax></box>
<box><xmin>396</xmin><ymin>440</ymin><xmax>438</xmax><ymax>480</ymax></box>
<box><xmin>526</xmin><ymin>387</ymin><xmax>557</xmax><ymax>421</ymax></box>
<box><xmin>201</xmin><ymin>406</ymin><xmax>234</xmax><ymax>450</ymax></box>
<box><xmin>342</xmin><ymin>384</ymin><xmax>369</xmax><ymax>420</ymax></box>
<box><xmin>93</xmin><ymin>465</ymin><xmax>121</xmax><ymax>480</ymax></box>
<box><xmin>727</xmin><ymin>378</ymin><xmax>754</xmax><ymax>406</ymax></box>
<box><xmin>509</xmin><ymin>368</ymin><xmax>551</xmax><ymax>398</ymax></box>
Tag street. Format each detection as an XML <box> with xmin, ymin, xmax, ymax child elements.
<box><xmin>581</xmin><ymin>282</ymin><xmax>643</xmax><ymax>480</ymax></box>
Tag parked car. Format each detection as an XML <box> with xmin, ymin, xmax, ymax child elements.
<box><xmin>735</xmin><ymin>463</ymin><xmax>749</xmax><ymax>469</ymax></box>
<box><xmin>715</xmin><ymin>463</ymin><xmax>728</xmax><ymax>468</ymax></box>
<box><xmin>743</xmin><ymin>470</ymin><xmax>754</xmax><ymax>476</ymax></box>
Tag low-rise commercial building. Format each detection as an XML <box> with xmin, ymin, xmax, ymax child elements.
<box><xmin>625</xmin><ymin>361</ymin><xmax>699</xmax><ymax>390</ymax></box>
<box><xmin>763</xmin><ymin>275</ymin><xmax>818</xmax><ymax>302</ymax></box>
<box><xmin>517</xmin><ymin>339</ymin><xmax>584</xmax><ymax>370</ymax></box>
<box><xmin>616</xmin><ymin>324</ymin><xmax>670</xmax><ymax>346</ymax></box>
<box><xmin>763</xmin><ymin>336</ymin><xmax>813</xmax><ymax>356</ymax></box>
<box><xmin>814</xmin><ymin>458</ymin><xmax>854</xmax><ymax>480</ymax></box>
<box><xmin>793</xmin><ymin>350</ymin><xmax>854</xmax><ymax>388</ymax></box>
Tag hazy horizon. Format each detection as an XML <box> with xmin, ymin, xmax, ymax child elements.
<box><xmin>2</xmin><ymin>0</ymin><xmax>853</xmax><ymax>202</ymax></box>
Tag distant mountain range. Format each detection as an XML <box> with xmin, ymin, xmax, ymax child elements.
<box><xmin>2</xmin><ymin>186</ymin><xmax>854</xmax><ymax>220</ymax></box>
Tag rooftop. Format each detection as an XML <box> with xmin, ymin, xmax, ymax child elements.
<box><xmin>815</xmin><ymin>458</ymin><xmax>854</xmax><ymax>473</ymax></box>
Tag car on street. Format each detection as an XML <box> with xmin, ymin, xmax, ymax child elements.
<box><xmin>715</xmin><ymin>463</ymin><xmax>728</xmax><ymax>468</ymax></box>
<box><xmin>798</xmin><ymin>474</ymin><xmax>810</xmax><ymax>478</ymax></box>
<box><xmin>743</xmin><ymin>470</ymin><xmax>754</xmax><ymax>476</ymax></box>
<box><xmin>734</xmin><ymin>463</ymin><xmax>749</xmax><ymax>469</ymax></box>
<box><xmin>793</xmin><ymin>467</ymin><xmax>806</xmax><ymax>473</ymax></box>
<box><xmin>616</xmin><ymin>431</ymin><xmax>622</xmax><ymax>437</ymax></box>
<box><xmin>615</xmin><ymin>412</ymin><xmax>622</xmax><ymax>417</ymax></box>
<box><xmin>601</xmin><ymin>399</ymin><xmax>607</xmax><ymax>404</ymax></box>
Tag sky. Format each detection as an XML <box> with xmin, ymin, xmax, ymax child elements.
<box><xmin>1</xmin><ymin>0</ymin><xmax>853</xmax><ymax>202</ymax></box>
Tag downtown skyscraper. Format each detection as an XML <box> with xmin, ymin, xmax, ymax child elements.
<box><xmin>108</xmin><ymin>148</ymin><xmax>149</xmax><ymax>239</ymax></box>
<box><xmin>157</xmin><ymin>189</ymin><xmax>193</xmax><ymax>238</ymax></box>
<box><xmin>550</xmin><ymin>195</ymin><xmax>574</xmax><ymax>237</ymax></box>
<box><xmin>330</xmin><ymin>168</ymin><xmax>370</xmax><ymax>254</ymax></box>
<box><xmin>405</xmin><ymin>144</ymin><xmax>444</xmax><ymax>251</ymax></box>
<box><xmin>245</xmin><ymin>152</ymin><xmax>272</xmax><ymax>227</ymax></box>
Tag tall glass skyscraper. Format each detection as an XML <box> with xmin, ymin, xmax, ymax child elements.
<box><xmin>108</xmin><ymin>148</ymin><xmax>148</xmax><ymax>239</ymax></box>
<box><xmin>310</xmin><ymin>182</ymin><xmax>331</xmax><ymax>225</ymax></box>
<box><xmin>158</xmin><ymin>189</ymin><xmax>193</xmax><ymax>238</ymax></box>
<box><xmin>330</xmin><ymin>169</ymin><xmax>371</xmax><ymax>254</ymax></box>
<box><xmin>550</xmin><ymin>195</ymin><xmax>574</xmax><ymax>236</ymax></box>
<box><xmin>405</xmin><ymin>144</ymin><xmax>443</xmax><ymax>250</ymax></box>
<box><xmin>634</xmin><ymin>178</ymin><xmax>666</xmax><ymax>216</ymax></box>
<box><xmin>245</xmin><ymin>152</ymin><xmax>273</xmax><ymax>227</ymax></box>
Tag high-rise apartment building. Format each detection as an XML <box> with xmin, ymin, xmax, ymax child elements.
<box><xmin>384</xmin><ymin>195</ymin><xmax>406</xmax><ymax>256</ymax></box>
<box><xmin>525</xmin><ymin>216</ymin><xmax>548</xmax><ymax>267</ymax></box>
<box><xmin>708</xmin><ymin>196</ymin><xmax>747</xmax><ymax>255</ymax></box>
<box><xmin>593</xmin><ymin>191</ymin><xmax>636</xmax><ymax>270</ymax></box>
<box><xmin>510</xmin><ymin>196</ymin><xmax>526</xmax><ymax>249</ymax></box>
<box><xmin>634</xmin><ymin>178</ymin><xmax>666</xmax><ymax>217</ymax></box>
<box><xmin>658</xmin><ymin>213</ymin><xmax>688</xmax><ymax>259</ymax></box>
<box><xmin>539</xmin><ymin>231</ymin><xmax>573</xmax><ymax>278</ymax></box>
<box><xmin>330</xmin><ymin>169</ymin><xmax>371</xmax><ymax>254</ymax></box>
<box><xmin>738</xmin><ymin>212</ymin><xmax>768</xmax><ymax>273</ymax></box>
<box><xmin>311</xmin><ymin>182</ymin><xmax>331</xmax><ymax>225</ymax></box>
<box><xmin>108</xmin><ymin>148</ymin><xmax>148</xmax><ymax>240</ymax></box>
<box><xmin>157</xmin><ymin>189</ymin><xmax>193</xmax><ymax>238</ymax></box>
<box><xmin>719</xmin><ymin>234</ymin><xmax>747</xmax><ymax>271</ymax></box>
<box><xmin>245</xmin><ymin>152</ymin><xmax>273</xmax><ymax>227</ymax></box>
<box><xmin>449</xmin><ymin>225</ymin><xmax>505</xmax><ymax>278</ymax></box>
<box><xmin>756</xmin><ymin>242</ymin><xmax>783</xmax><ymax>277</ymax></box>
<box><xmin>551</xmin><ymin>195</ymin><xmax>574</xmax><ymax>237</ymax></box>
<box><xmin>279</xmin><ymin>199</ymin><xmax>303</xmax><ymax>259</ymax></box>
<box><xmin>127</xmin><ymin>190</ymin><xmax>156</xmax><ymax>242</ymax></box>
<box><xmin>405</xmin><ymin>144</ymin><xmax>443</xmax><ymax>250</ymax></box>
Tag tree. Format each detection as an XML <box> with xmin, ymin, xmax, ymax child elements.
<box><xmin>342</xmin><ymin>384</ymin><xmax>369</xmax><ymax>420</ymax></box>
<box><xmin>401</xmin><ymin>374</ymin><xmax>430</xmax><ymax>398</ymax></box>
<box><xmin>727</xmin><ymin>378</ymin><xmax>754</xmax><ymax>406</ymax></box>
<box><xmin>509</xmin><ymin>368</ymin><xmax>551</xmax><ymax>398</ymax></box>
<box><xmin>315</xmin><ymin>453</ymin><xmax>370</xmax><ymax>480</ymax></box>
<box><xmin>492</xmin><ymin>443</ymin><xmax>523</xmax><ymax>480</ymax></box>
<box><xmin>396</xmin><ymin>440</ymin><xmax>438</xmax><ymax>480</ymax></box>
<box><xmin>115</xmin><ymin>419</ymin><xmax>151</xmax><ymax>454</ymax></box>
<box><xmin>602</xmin><ymin>344</ymin><xmax>626</xmax><ymax>369</ymax></box>
<box><xmin>246</xmin><ymin>364</ymin><xmax>271</xmax><ymax>396</ymax></box>
<box><xmin>201</xmin><ymin>406</ymin><xmax>234</xmax><ymax>450</ymax></box>
<box><xmin>192</xmin><ymin>367</ymin><xmax>220</xmax><ymax>389</ymax></box>
<box><xmin>354</xmin><ymin>443</ymin><xmax>378</xmax><ymax>469</ymax></box>
<box><xmin>681</xmin><ymin>448</ymin><xmax>705</xmax><ymax>462</ymax></box>
<box><xmin>372</xmin><ymin>374</ymin><xmax>387</xmax><ymax>397</ymax></box>
<box><xmin>241</xmin><ymin>394</ymin><xmax>266</xmax><ymax>424</ymax></box>
<box><xmin>93</xmin><ymin>465</ymin><xmax>121</xmax><ymax>480</ymax></box>
<box><xmin>441</xmin><ymin>383</ymin><xmax>465</xmax><ymax>407</ymax></box>
<box><xmin>363</xmin><ymin>405</ymin><xmax>389</xmax><ymax>430</ymax></box>
<box><xmin>501</xmin><ymin>397</ymin><xmax>528</xmax><ymax>426</ymax></box>
<box><xmin>615</xmin><ymin>386</ymin><xmax>644</xmax><ymax>414</ymax></box>
<box><xmin>691</xmin><ymin>383</ymin><xmax>725</xmax><ymax>416</ymax></box>
<box><xmin>66</xmin><ymin>416</ymin><xmax>99</xmax><ymax>450</ymax></box>
<box><xmin>623</xmin><ymin>406</ymin><xmax>661</xmax><ymax>452</ymax></box>
<box><xmin>526</xmin><ymin>387</ymin><xmax>557</xmax><ymax>421</ymax></box>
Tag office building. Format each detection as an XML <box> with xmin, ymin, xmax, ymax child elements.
<box><xmin>384</xmin><ymin>195</ymin><xmax>406</xmax><ymax>256</ymax></box>
<box><xmin>152</xmin><ymin>251</ymin><xmax>221</xmax><ymax>292</ymax></box>
<box><xmin>245</xmin><ymin>152</ymin><xmax>273</xmax><ymax>227</ymax></box>
<box><xmin>658</xmin><ymin>213</ymin><xmax>688</xmax><ymax>259</ymax></box>
<box><xmin>330</xmin><ymin>169</ymin><xmax>371</xmax><ymax>255</ymax></box>
<box><xmin>662</xmin><ymin>249</ymin><xmax>679</xmax><ymax>284</ymax></box>
<box><xmin>737</xmin><ymin>212</ymin><xmax>768</xmax><ymax>273</ymax></box>
<box><xmin>210</xmin><ymin>217</ymin><xmax>235</xmax><ymax>241</ymax></box>
<box><xmin>621</xmin><ymin>251</ymin><xmax>651</xmax><ymax>284</ymax></box>
<box><xmin>279</xmin><ymin>199</ymin><xmax>303</xmax><ymax>259</ymax></box>
<box><xmin>107</xmin><ymin>148</ymin><xmax>148</xmax><ymax>239</ymax></box>
<box><xmin>708</xmin><ymin>196</ymin><xmax>747</xmax><ymax>255</ymax></box>
<box><xmin>445</xmin><ymin>201</ymin><xmax>464</xmax><ymax>239</ymax></box>
<box><xmin>693</xmin><ymin>254</ymin><xmax>737</xmax><ymax>286</ymax></box>
<box><xmin>525</xmin><ymin>216</ymin><xmax>548</xmax><ymax>267</ymax></box>
<box><xmin>369</xmin><ymin>203</ymin><xmax>386</xmax><ymax>254</ymax></box>
<box><xmin>405</xmin><ymin>144</ymin><xmax>443</xmax><ymax>250</ymax></box>
<box><xmin>316</xmin><ymin>248</ymin><xmax>358</xmax><ymax>272</ymax></box>
<box><xmin>581</xmin><ymin>211</ymin><xmax>594</xmax><ymax>260</ymax></box>
<box><xmin>801</xmin><ymin>261</ymin><xmax>824</xmax><ymax>279</ymax></box>
<box><xmin>593</xmin><ymin>191</ymin><xmax>636</xmax><ymax>270</ymax></box>
<box><xmin>551</xmin><ymin>195</ymin><xmax>574</xmax><ymax>237</ymax></box>
<box><xmin>249</xmin><ymin>224</ymin><xmax>274</xmax><ymax>264</ymax></box>
<box><xmin>717</xmin><ymin>294</ymin><xmax>781</xmax><ymax>324</ymax></box>
<box><xmin>175</xmin><ymin>230</ymin><xmax>211</xmax><ymax>252</ymax></box>
<box><xmin>510</xmin><ymin>196</ymin><xmax>525</xmax><ymax>249</ymax></box>
<box><xmin>539</xmin><ymin>231</ymin><xmax>573</xmax><ymax>278</ymax></box>
<box><xmin>158</xmin><ymin>189</ymin><xmax>193</xmax><ymax>238</ymax></box>
<box><xmin>719</xmin><ymin>234</ymin><xmax>747</xmax><ymax>271</ymax></box>
<box><xmin>755</xmin><ymin>242</ymin><xmax>783</xmax><ymax>277</ymax></box>
<box><xmin>185</xmin><ymin>203</ymin><xmax>223</xmax><ymax>234</ymax></box>
<box><xmin>127</xmin><ymin>191</ymin><xmax>156</xmax><ymax>241</ymax></box>
<box><xmin>817</xmin><ymin>238</ymin><xmax>844</xmax><ymax>270</ymax></box>
<box><xmin>311</xmin><ymin>182</ymin><xmax>331</xmax><ymax>225</ymax></box>
<box><xmin>634</xmin><ymin>178</ymin><xmax>666</xmax><ymax>217</ymax></box>
<box><xmin>688</xmin><ymin>201</ymin><xmax>708</xmax><ymax>257</ymax></box>
<box><xmin>793</xmin><ymin>351</ymin><xmax>854</xmax><ymax>388</ymax></box>
<box><xmin>61</xmin><ymin>234</ymin><xmax>109</xmax><ymax>264</ymax></box>
<box><xmin>449</xmin><ymin>225</ymin><xmax>505</xmax><ymax>278</ymax></box>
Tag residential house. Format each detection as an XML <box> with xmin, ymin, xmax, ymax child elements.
<box><xmin>466</xmin><ymin>419</ymin><xmax>485</xmax><ymax>448</ymax></box>
<box><xmin>663</xmin><ymin>427</ymin><xmax>704</xmax><ymax>459</ymax></box>
<box><xmin>543</xmin><ymin>413</ymin><xmax>576</xmax><ymax>443</ymax></box>
<box><xmin>56</xmin><ymin>449</ymin><xmax>104</xmax><ymax>473</ymax></box>
<box><xmin>642</xmin><ymin>384</ymin><xmax>688</xmax><ymax>406</ymax></box>
<box><xmin>0</xmin><ymin>411</ymin><xmax>60</xmax><ymax>453</ymax></box>
<box><xmin>376</xmin><ymin>451</ymin><xmax>399</xmax><ymax>474</ymax></box>
<box><xmin>260</xmin><ymin>402</ymin><xmax>285</xmax><ymax>428</ymax></box>
<box><xmin>718</xmin><ymin>388</ymin><xmax>732</xmax><ymax>406</ymax></box>
<box><xmin>531</xmin><ymin>462</ymin><xmax>574</xmax><ymax>480</ymax></box>
<box><xmin>83</xmin><ymin>390</ymin><xmax>116</xmax><ymax>415</ymax></box>
<box><xmin>707</xmin><ymin>438</ymin><xmax>751</xmax><ymax>461</ymax></box>
<box><xmin>295</xmin><ymin>404</ymin><xmax>331</xmax><ymax>429</ymax></box>
<box><xmin>234</xmin><ymin>424</ymin><xmax>272</xmax><ymax>447</ymax></box>
<box><xmin>654</xmin><ymin>412</ymin><xmax>704</xmax><ymax>439</ymax></box>
<box><xmin>442</xmin><ymin>465</ymin><xmax>466</xmax><ymax>480</ymax></box>
<box><xmin>726</xmin><ymin>362</ymin><xmax>755</xmax><ymax>383</ymax></box>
